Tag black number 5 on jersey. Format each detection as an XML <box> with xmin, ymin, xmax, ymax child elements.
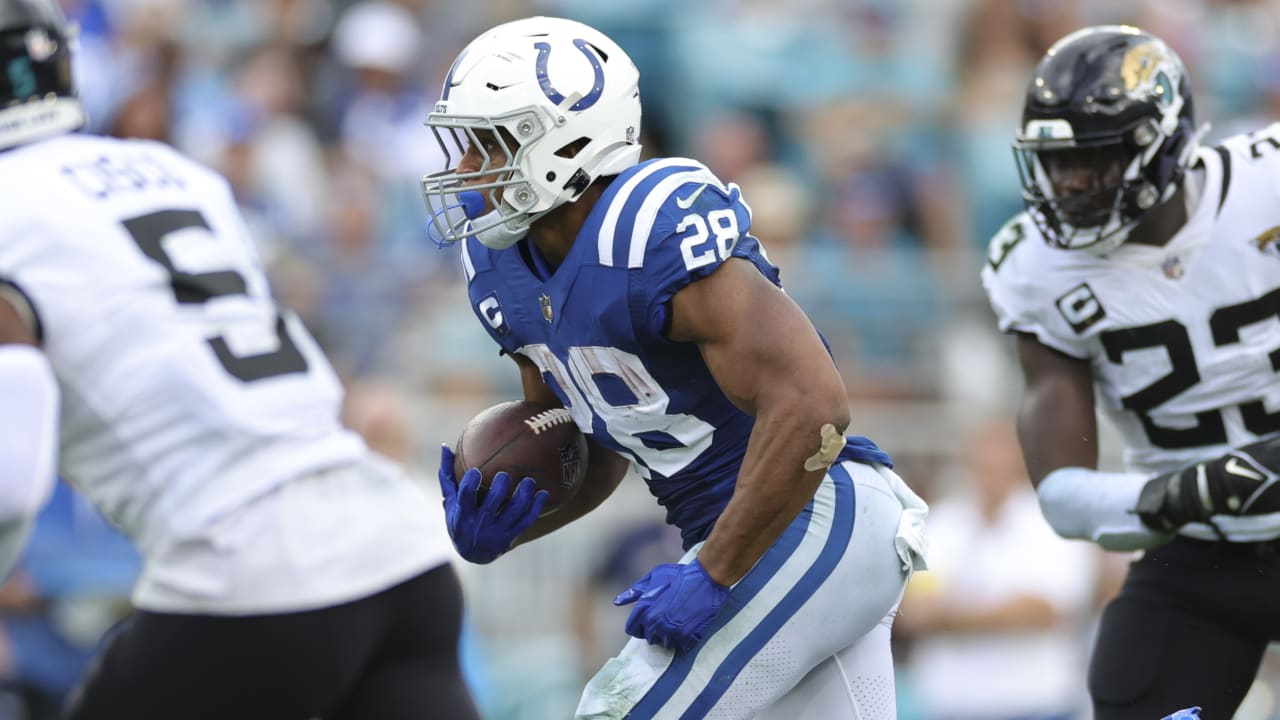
<box><xmin>122</xmin><ymin>209</ymin><xmax>309</xmax><ymax>382</ymax></box>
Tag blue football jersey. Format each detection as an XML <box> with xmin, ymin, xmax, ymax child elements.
<box><xmin>461</xmin><ymin>157</ymin><xmax>781</xmax><ymax>546</ymax></box>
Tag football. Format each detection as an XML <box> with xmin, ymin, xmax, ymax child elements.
<box><xmin>453</xmin><ymin>400</ymin><xmax>588</xmax><ymax>516</ymax></box>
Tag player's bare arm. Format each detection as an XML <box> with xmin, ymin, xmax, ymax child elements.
<box><xmin>0</xmin><ymin>290</ymin><xmax>38</xmax><ymax>346</ymax></box>
<box><xmin>1014</xmin><ymin>332</ymin><xmax>1098</xmax><ymax>485</ymax></box>
<box><xmin>1012</xmin><ymin>332</ymin><xmax>1169</xmax><ymax>550</ymax></box>
<box><xmin>510</xmin><ymin>352</ymin><xmax>629</xmax><ymax>544</ymax></box>
<box><xmin>667</xmin><ymin>257</ymin><xmax>850</xmax><ymax>586</ymax></box>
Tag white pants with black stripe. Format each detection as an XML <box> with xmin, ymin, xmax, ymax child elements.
<box><xmin>576</xmin><ymin>460</ymin><xmax>927</xmax><ymax>720</ymax></box>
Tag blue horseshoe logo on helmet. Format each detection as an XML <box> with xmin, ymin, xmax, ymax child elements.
<box><xmin>534</xmin><ymin>39</ymin><xmax>604</xmax><ymax>111</ymax></box>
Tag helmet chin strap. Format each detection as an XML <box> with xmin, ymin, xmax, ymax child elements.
<box><xmin>454</xmin><ymin>190</ymin><xmax>539</xmax><ymax>250</ymax></box>
<box><xmin>472</xmin><ymin>212</ymin><xmax>527</xmax><ymax>250</ymax></box>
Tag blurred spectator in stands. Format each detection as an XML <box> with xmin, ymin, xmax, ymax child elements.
<box><xmin>800</xmin><ymin>155</ymin><xmax>945</xmax><ymax>401</ymax></box>
<box><xmin>0</xmin><ymin>482</ymin><xmax>139</xmax><ymax>720</ymax></box>
<box><xmin>949</xmin><ymin>0</ymin><xmax>1083</xmax><ymax>250</ymax></box>
<box><xmin>298</xmin><ymin>159</ymin><xmax>411</xmax><ymax>378</ymax></box>
<box><xmin>734</xmin><ymin>163</ymin><xmax>814</xmax><ymax>280</ymax></box>
<box><xmin>692</xmin><ymin>109</ymin><xmax>773</xmax><ymax>185</ymax></box>
<box><xmin>1201</xmin><ymin>0</ymin><xmax>1280</xmax><ymax>120</ymax></box>
<box><xmin>62</xmin><ymin>0</ymin><xmax>122</xmax><ymax>133</ymax></box>
<box><xmin>666</xmin><ymin>0</ymin><xmax>856</xmax><ymax>155</ymax></box>
<box><xmin>107</xmin><ymin>80</ymin><xmax>173</xmax><ymax>143</ymax></box>
<box><xmin>209</xmin><ymin>43</ymin><xmax>331</xmax><ymax>266</ymax></box>
<box><xmin>896</xmin><ymin>417</ymin><xmax>1098</xmax><ymax>720</ymax></box>
<box><xmin>102</xmin><ymin>4</ymin><xmax>184</xmax><ymax>144</ymax></box>
<box><xmin>329</xmin><ymin>0</ymin><xmax>446</xmax><ymax>279</ymax></box>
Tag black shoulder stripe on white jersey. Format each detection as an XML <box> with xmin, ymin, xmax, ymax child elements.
<box><xmin>0</xmin><ymin>277</ymin><xmax>43</xmax><ymax>343</ymax></box>
<box><xmin>1212</xmin><ymin>144</ymin><xmax>1232</xmax><ymax>217</ymax></box>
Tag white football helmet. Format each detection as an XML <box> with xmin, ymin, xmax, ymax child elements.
<box><xmin>421</xmin><ymin>16</ymin><xmax>642</xmax><ymax>248</ymax></box>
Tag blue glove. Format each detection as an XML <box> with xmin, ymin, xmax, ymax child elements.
<box><xmin>1161</xmin><ymin>709</ymin><xmax>1201</xmax><ymax>720</ymax></box>
<box><xmin>613</xmin><ymin>558</ymin><xmax>730</xmax><ymax>653</ymax></box>
<box><xmin>438</xmin><ymin>444</ymin><xmax>548</xmax><ymax>564</ymax></box>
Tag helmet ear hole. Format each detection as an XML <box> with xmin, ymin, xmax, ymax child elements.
<box><xmin>554</xmin><ymin>137</ymin><xmax>591</xmax><ymax>159</ymax></box>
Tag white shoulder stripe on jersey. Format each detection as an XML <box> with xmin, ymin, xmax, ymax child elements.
<box><xmin>626</xmin><ymin>168</ymin><xmax>721</xmax><ymax>269</ymax></box>
<box><xmin>598</xmin><ymin>158</ymin><xmax>703</xmax><ymax>267</ymax></box>
<box><xmin>460</xmin><ymin>238</ymin><xmax>476</xmax><ymax>282</ymax></box>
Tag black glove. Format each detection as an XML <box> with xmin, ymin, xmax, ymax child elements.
<box><xmin>1136</xmin><ymin>435</ymin><xmax>1280</xmax><ymax>532</ymax></box>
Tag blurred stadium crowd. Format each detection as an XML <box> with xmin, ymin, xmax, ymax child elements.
<box><xmin>6</xmin><ymin>0</ymin><xmax>1280</xmax><ymax>718</ymax></box>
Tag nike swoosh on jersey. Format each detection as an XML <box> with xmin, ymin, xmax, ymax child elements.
<box><xmin>675</xmin><ymin>183</ymin><xmax>709</xmax><ymax>210</ymax></box>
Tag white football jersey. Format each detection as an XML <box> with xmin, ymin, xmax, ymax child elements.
<box><xmin>983</xmin><ymin>125</ymin><xmax>1280</xmax><ymax>475</ymax></box>
<box><xmin>0</xmin><ymin>134</ymin><xmax>365</xmax><ymax>554</ymax></box>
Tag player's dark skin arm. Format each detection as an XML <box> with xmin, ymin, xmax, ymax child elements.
<box><xmin>668</xmin><ymin>258</ymin><xmax>851</xmax><ymax>587</ymax></box>
<box><xmin>1015</xmin><ymin>332</ymin><xmax>1099</xmax><ymax>486</ymax></box>
<box><xmin>0</xmin><ymin>295</ymin><xmax>37</xmax><ymax>346</ymax></box>
<box><xmin>509</xmin><ymin>352</ymin><xmax>630</xmax><ymax>546</ymax></box>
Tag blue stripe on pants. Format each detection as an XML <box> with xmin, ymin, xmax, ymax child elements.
<box><xmin>627</xmin><ymin>464</ymin><xmax>856</xmax><ymax>718</ymax></box>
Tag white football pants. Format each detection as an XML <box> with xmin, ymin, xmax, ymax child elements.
<box><xmin>576</xmin><ymin>460</ymin><xmax>926</xmax><ymax>719</ymax></box>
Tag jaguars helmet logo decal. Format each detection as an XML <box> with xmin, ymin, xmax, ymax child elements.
<box><xmin>1121</xmin><ymin>41</ymin><xmax>1180</xmax><ymax>105</ymax></box>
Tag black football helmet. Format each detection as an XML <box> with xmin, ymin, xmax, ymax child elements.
<box><xmin>1013</xmin><ymin>25</ymin><xmax>1200</xmax><ymax>255</ymax></box>
<box><xmin>0</xmin><ymin>0</ymin><xmax>84</xmax><ymax>151</ymax></box>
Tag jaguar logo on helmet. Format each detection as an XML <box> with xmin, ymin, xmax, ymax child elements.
<box><xmin>1121</xmin><ymin>41</ymin><xmax>1180</xmax><ymax>103</ymax></box>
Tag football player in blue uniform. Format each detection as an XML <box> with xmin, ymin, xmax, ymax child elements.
<box><xmin>422</xmin><ymin>16</ymin><xmax>928</xmax><ymax>720</ymax></box>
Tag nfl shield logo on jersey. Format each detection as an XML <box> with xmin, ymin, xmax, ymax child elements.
<box><xmin>539</xmin><ymin>294</ymin><xmax>554</xmax><ymax>323</ymax></box>
<box><xmin>1162</xmin><ymin>255</ymin><xmax>1184</xmax><ymax>279</ymax></box>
